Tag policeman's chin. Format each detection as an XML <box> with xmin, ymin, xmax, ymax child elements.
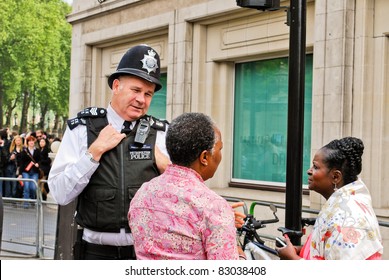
<box><xmin>126</xmin><ymin>110</ymin><xmax>146</xmax><ymax>121</ymax></box>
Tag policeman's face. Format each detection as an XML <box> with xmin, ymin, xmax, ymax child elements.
<box><xmin>111</xmin><ymin>75</ymin><xmax>156</xmax><ymax>121</ymax></box>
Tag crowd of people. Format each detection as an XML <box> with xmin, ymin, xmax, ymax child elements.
<box><xmin>0</xmin><ymin>128</ymin><xmax>61</xmax><ymax>202</ymax></box>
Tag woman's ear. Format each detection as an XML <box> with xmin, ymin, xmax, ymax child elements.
<box><xmin>332</xmin><ymin>170</ymin><xmax>342</xmax><ymax>185</ymax></box>
<box><xmin>200</xmin><ymin>150</ymin><xmax>208</xmax><ymax>166</ymax></box>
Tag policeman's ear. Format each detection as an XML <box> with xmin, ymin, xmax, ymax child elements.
<box><xmin>112</xmin><ymin>78</ymin><xmax>121</xmax><ymax>92</ymax></box>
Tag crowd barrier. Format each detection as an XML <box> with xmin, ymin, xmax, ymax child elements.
<box><xmin>0</xmin><ymin>177</ymin><xmax>58</xmax><ymax>259</ymax></box>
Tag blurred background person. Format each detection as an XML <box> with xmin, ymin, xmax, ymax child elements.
<box><xmin>0</xmin><ymin>129</ymin><xmax>10</xmax><ymax>197</ymax></box>
<box><xmin>3</xmin><ymin>135</ymin><xmax>24</xmax><ymax>198</ymax></box>
<box><xmin>38</xmin><ymin>138</ymin><xmax>52</xmax><ymax>200</ymax></box>
<box><xmin>19</xmin><ymin>135</ymin><xmax>41</xmax><ymax>206</ymax></box>
<box><xmin>10</xmin><ymin>135</ymin><xmax>25</xmax><ymax>198</ymax></box>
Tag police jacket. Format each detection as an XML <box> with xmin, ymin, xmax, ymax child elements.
<box><xmin>73</xmin><ymin>108</ymin><xmax>167</xmax><ymax>233</ymax></box>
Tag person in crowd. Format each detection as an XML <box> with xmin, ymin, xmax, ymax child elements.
<box><xmin>35</xmin><ymin>129</ymin><xmax>47</xmax><ymax>141</ymax></box>
<box><xmin>3</xmin><ymin>135</ymin><xmax>19</xmax><ymax>198</ymax></box>
<box><xmin>19</xmin><ymin>135</ymin><xmax>41</xmax><ymax>205</ymax></box>
<box><xmin>38</xmin><ymin>138</ymin><xmax>52</xmax><ymax>200</ymax></box>
<box><xmin>277</xmin><ymin>137</ymin><xmax>383</xmax><ymax>260</ymax></box>
<box><xmin>7</xmin><ymin>135</ymin><xmax>24</xmax><ymax>198</ymax></box>
<box><xmin>48</xmin><ymin>44</ymin><xmax>171</xmax><ymax>260</ymax></box>
<box><xmin>0</xmin><ymin>129</ymin><xmax>10</xmax><ymax>197</ymax></box>
<box><xmin>129</xmin><ymin>112</ymin><xmax>246</xmax><ymax>260</ymax></box>
<box><xmin>47</xmin><ymin>134</ymin><xmax>56</xmax><ymax>144</ymax></box>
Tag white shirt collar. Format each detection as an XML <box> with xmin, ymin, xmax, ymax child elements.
<box><xmin>107</xmin><ymin>104</ymin><xmax>136</xmax><ymax>131</ymax></box>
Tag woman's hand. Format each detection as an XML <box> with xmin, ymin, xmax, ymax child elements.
<box><xmin>276</xmin><ymin>234</ymin><xmax>302</xmax><ymax>260</ymax></box>
<box><xmin>231</xmin><ymin>202</ymin><xmax>246</xmax><ymax>229</ymax></box>
<box><xmin>237</xmin><ymin>245</ymin><xmax>246</xmax><ymax>260</ymax></box>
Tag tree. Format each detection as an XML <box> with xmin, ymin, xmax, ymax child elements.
<box><xmin>0</xmin><ymin>0</ymin><xmax>71</xmax><ymax>133</ymax></box>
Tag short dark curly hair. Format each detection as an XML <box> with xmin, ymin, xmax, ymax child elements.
<box><xmin>166</xmin><ymin>112</ymin><xmax>216</xmax><ymax>167</ymax></box>
<box><xmin>321</xmin><ymin>136</ymin><xmax>364</xmax><ymax>185</ymax></box>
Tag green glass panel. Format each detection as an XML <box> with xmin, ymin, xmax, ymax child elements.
<box><xmin>233</xmin><ymin>55</ymin><xmax>313</xmax><ymax>184</ymax></box>
<box><xmin>148</xmin><ymin>73</ymin><xmax>167</xmax><ymax>119</ymax></box>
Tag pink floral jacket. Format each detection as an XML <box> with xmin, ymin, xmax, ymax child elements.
<box><xmin>310</xmin><ymin>179</ymin><xmax>383</xmax><ymax>260</ymax></box>
<box><xmin>128</xmin><ymin>164</ymin><xmax>239</xmax><ymax>260</ymax></box>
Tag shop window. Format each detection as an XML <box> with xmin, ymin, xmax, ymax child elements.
<box><xmin>148</xmin><ymin>73</ymin><xmax>167</xmax><ymax>119</ymax></box>
<box><xmin>233</xmin><ymin>55</ymin><xmax>313</xmax><ymax>186</ymax></box>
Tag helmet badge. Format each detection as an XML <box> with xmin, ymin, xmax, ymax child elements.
<box><xmin>140</xmin><ymin>49</ymin><xmax>159</xmax><ymax>74</ymax></box>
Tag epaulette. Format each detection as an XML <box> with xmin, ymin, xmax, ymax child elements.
<box><xmin>67</xmin><ymin>117</ymin><xmax>86</xmax><ymax>130</ymax></box>
<box><xmin>146</xmin><ymin>115</ymin><xmax>169</xmax><ymax>131</ymax></box>
<box><xmin>67</xmin><ymin>107</ymin><xmax>107</xmax><ymax>130</ymax></box>
<box><xmin>77</xmin><ymin>107</ymin><xmax>107</xmax><ymax>118</ymax></box>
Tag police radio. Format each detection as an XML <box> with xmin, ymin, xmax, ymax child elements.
<box><xmin>134</xmin><ymin>119</ymin><xmax>150</xmax><ymax>145</ymax></box>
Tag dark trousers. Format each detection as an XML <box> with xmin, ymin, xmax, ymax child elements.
<box><xmin>74</xmin><ymin>240</ymin><xmax>136</xmax><ymax>260</ymax></box>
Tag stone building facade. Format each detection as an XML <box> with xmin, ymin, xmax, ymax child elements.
<box><xmin>66</xmin><ymin>0</ymin><xmax>389</xmax><ymax>258</ymax></box>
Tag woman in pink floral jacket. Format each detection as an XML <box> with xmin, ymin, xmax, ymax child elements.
<box><xmin>277</xmin><ymin>137</ymin><xmax>383</xmax><ymax>260</ymax></box>
<box><xmin>128</xmin><ymin>112</ymin><xmax>245</xmax><ymax>260</ymax></box>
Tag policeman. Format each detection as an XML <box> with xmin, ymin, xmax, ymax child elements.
<box><xmin>48</xmin><ymin>44</ymin><xmax>170</xmax><ymax>260</ymax></box>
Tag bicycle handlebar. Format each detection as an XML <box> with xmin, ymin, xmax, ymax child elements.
<box><xmin>277</xmin><ymin>227</ymin><xmax>303</xmax><ymax>237</ymax></box>
<box><xmin>301</xmin><ymin>217</ymin><xmax>316</xmax><ymax>226</ymax></box>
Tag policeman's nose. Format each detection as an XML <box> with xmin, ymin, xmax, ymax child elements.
<box><xmin>135</xmin><ymin>93</ymin><xmax>146</xmax><ymax>104</ymax></box>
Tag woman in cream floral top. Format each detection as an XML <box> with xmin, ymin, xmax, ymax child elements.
<box><xmin>277</xmin><ymin>137</ymin><xmax>383</xmax><ymax>260</ymax></box>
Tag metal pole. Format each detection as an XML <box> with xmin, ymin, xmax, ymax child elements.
<box><xmin>285</xmin><ymin>0</ymin><xmax>306</xmax><ymax>245</ymax></box>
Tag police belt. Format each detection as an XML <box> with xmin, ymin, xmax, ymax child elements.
<box><xmin>83</xmin><ymin>241</ymin><xmax>135</xmax><ymax>259</ymax></box>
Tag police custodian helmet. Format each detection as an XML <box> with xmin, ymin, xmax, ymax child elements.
<box><xmin>108</xmin><ymin>44</ymin><xmax>162</xmax><ymax>92</ymax></box>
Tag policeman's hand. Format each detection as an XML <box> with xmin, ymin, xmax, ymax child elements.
<box><xmin>231</xmin><ymin>202</ymin><xmax>246</xmax><ymax>229</ymax></box>
<box><xmin>154</xmin><ymin>145</ymin><xmax>171</xmax><ymax>174</ymax></box>
<box><xmin>88</xmin><ymin>124</ymin><xmax>126</xmax><ymax>162</ymax></box>
<box><xmin>276</xmin><ymin>234</ymin><xmax>302</xmax><ymax>260</ymax></box>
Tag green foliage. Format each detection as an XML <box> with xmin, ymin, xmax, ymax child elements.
<box><xmin>0</xmin><ymin>0</ymin><xmax>72</xmax><ymax>131</ymax></box>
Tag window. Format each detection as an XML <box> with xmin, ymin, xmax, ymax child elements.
<box><xmin>233</xmin><ymin>55</ymin><xmax>313</xmax><ymax>186</ymax></box>
<box><xmin>148</xmin><ymin>73</ymin><xmax>167</xmax><ymax>119</ymax></box>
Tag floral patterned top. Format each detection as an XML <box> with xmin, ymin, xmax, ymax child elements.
<box><xmin>128</xmin><ymin>164</ymin><xmax>239</xmax><ymax>260</ymax></box>
<box><xmin>310</xmin><ymin>179</ymin><xmax>383</xmax><ymax>260</ymax></box>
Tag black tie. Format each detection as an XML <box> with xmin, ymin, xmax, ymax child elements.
<box><xmin>121</xmin><ymin>121</ymin><xmax>132</xmax><ymax>134</ymax></box>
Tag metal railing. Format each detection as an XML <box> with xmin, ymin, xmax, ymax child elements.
<box><xmin>0</xmin><ymin>177</ymin><xmax>58</xmax><ymax>259</ymax></box>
